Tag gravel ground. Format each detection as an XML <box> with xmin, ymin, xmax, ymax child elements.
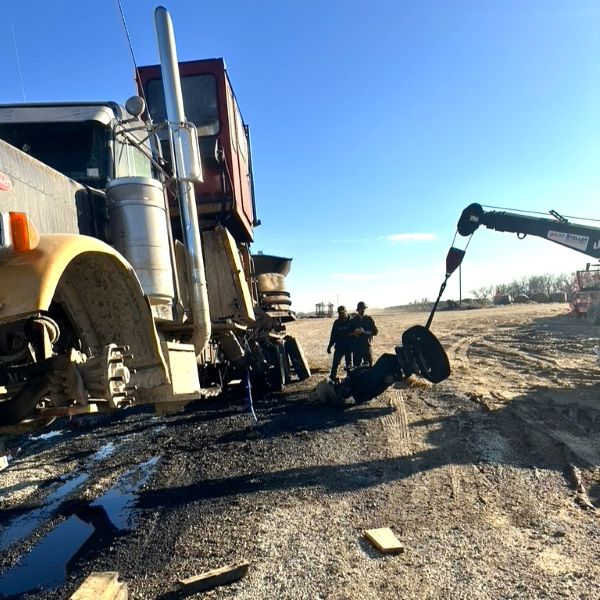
<box><xmin>1</xmin><ymin>304</ymin><xmax>599</xmax><ymax>599</ymax></box>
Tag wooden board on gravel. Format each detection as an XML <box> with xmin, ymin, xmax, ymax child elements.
<box><xmin>70</xmin><ymin>572</ymin><xmax>127</xmax><ymax>599</ymax></box>
<box><xmin>177</xmin><ymin>560</ymin><xmax>250</xmax><ymax>594</ymax></box>
<box><xmin>364</xmin><ymin>528</ymin><xmax>404</xmax><ymax>553</ymax></box>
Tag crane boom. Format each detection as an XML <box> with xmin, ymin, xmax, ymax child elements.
<box><xmin>457</xmin><ymin>203</ymin><xmax>600</xmax><ymax>259</ymax></box>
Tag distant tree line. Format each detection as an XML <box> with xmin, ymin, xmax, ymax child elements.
<box><xmin>471</xmin><ymin>272</ymin><xmax>574</xmax><ymax>302</ymax></box>
<box><xmin>386</xmin><ymin>272</ymin><xmax>576</xmax><ymax>312</ymax></box>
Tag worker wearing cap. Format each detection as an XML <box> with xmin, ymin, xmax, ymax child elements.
<box><xmin>327</xmin><ymin>305</ymin><xmax>353</xmax><ymax>380</ymax></box>
<box><xmin>349</xmin><ymin>301</ymin><xmax>378</xmax><ymax>367</ymax></box>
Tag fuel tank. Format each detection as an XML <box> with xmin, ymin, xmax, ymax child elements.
<box><xmin>106</xmin><ymin>177</ymin><xmax>175</xmax><ymax>311</ymax></box>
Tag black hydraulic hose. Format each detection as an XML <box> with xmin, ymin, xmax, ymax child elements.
<box><xmin>0</xmin><ymin>374</ymin><xmax>50</xmax><ymax>426</ymax></box>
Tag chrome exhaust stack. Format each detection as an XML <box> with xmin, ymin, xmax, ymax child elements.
<box><xmin>154</xmin><ymin>5</ymin><xmax>211</xmax><ymax>358</ymax></box>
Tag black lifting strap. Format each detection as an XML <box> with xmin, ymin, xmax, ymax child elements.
<box><xmin>425</xmin><ymin>274</ymin><xmax>450</xmax><ymax>330</ymax></box>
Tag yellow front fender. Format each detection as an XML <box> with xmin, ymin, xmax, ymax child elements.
<box><xmin>0</xmin><ymin>234</ymin><xmax>131</xmax><ymax>319</ymax></box>
<box><xmin>0</xmin><ymin>234</ymin><xmax>168</xmax><ymax>385</ymax></box>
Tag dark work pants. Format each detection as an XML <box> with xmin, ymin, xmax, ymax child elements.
<box><xmin>353</xmin><ymin>345</ymin><xmax>373</xmax><ymax>368</ymax></box>
<box><xmin>330</xmin><ymin>347</ymin><xmax>352</xmax><ymax>379</ymax></box>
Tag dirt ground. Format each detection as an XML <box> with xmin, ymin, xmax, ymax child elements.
<box><xmin>1</xmin><ymin>303</ymin><xmax>599</xmax><ymax>599</ymax></box>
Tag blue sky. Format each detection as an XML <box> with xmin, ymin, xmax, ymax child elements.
<box><xmin>2</xmin><ymin>1</ymin><xmax>600</xmax><ymax>311</ymax></box>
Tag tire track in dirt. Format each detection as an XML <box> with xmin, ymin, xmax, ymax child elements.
<box><xmin>445</xmin><ymin>334</ymin><xmax>519</xmax><ymax>396</ymax></box>
<box><xmin>477</xmin><ymin>339</ymin><xmax>559</xmax><ymax>369</ymax></box>
<box><xmin>380</xmin><ymin>388</ymin><xmax>411</xmax><ymax>458</ymax></box>
<box><xmin>446</xmin><ymin>329</ymin><xmax>568</xmax><ymax>398</ymax></box>
<box><xmin>447</xmin><ymin>334</ymin><xmax>482</xmax><ymax>370</ymax></box>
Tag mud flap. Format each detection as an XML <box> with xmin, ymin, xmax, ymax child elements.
<box><xmin>285</xmin><ymin>336</ymin><xmax>311</xmax><ymax>380</ymax></box>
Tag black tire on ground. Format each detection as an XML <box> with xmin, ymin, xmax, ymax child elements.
<box><xmin>285</xmin><ymin>336</ymin><xmax>311</xmax><ymax>381</ymax></box>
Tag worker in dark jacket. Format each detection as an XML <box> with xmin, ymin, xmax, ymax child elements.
<box><xmin>349</xmin><ymin>301</ymin><xmax>378</xmax><ymax>367</ymax></box>
<box><xmin>327</xmin><ymin>305</ymin><xmax>353</xmax><ymax>380</ymax></box>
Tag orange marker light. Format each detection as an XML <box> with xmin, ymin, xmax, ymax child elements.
<box><xmin>9</xmin><ymin>212</ymin><xmax>40</xmax><ymax>252</ymax></box>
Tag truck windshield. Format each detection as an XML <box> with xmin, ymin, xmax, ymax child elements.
<box><xmin>0</xmin><ymin>121</ymin><xmax>109</xmax><ymax>187</ymax></box>
<box><xmin>577</xmin><ymin>269</ymin><xmax>600</xmax><ymax>291</ymax></box>
<box><xmin>145</xmin><ymin>74</ymin><xmax>219</xmax><ymax>136</ymax></box>
<box><xmin>114</xmin><ymin>130</ymin><xmax>153</xmax><ymax>178</ymax></box>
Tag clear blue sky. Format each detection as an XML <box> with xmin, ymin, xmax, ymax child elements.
<box><xmin>3</xmin><ymin>1</ymin><xmax>600</xmax><ymax>311</ymax></box>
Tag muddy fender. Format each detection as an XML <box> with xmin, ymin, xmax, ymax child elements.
<box><xmin>0</xmin><ymin>234</ymin><xmax>168</xmax><ymax>384</ymax></box>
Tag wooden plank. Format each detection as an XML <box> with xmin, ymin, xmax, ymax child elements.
<box><xmin>364</xmin><ymin>528</ymin><xmax>405</xmax><ymax>554</ymax></box>
<box><xmin>39</xmin><ymin>404</ymin><xmax>98</xmax><ymax>418</ymax></box>
<box><xmin>177</xmin><ymin>560</ymin><xmax>249</xmax><ymax>595</ymax></box>
<box><xmin>114</xmin><ymin>582</ymin><xmax>128</xmax><ymax>600</ymax></box>
<box><xmin>70</xmin><ymin>572</ymin><xmax>124</xmax><ymax>600</ymax></box>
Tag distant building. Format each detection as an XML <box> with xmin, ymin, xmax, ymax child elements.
<box><xmin>315</xmin><ymin>302</ymin><xmax>334</xmax><ymax>317</ymax></box>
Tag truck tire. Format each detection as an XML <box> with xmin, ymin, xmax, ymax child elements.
<box><xmin>285</xmin><ymin>336</ymin><xmax>311</xmax><ymax>381</ymax></box>
<box><xmin>267</xmin><ymin>342</ymin><xmax>286</xmax><ymax>392</ymax></box>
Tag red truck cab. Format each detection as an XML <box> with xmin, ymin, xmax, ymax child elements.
<box><xmin>137</xmin><ymin>58</ymin><xmax>257</xmax><ymax>244</ymax></box>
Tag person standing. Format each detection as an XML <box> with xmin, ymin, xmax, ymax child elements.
<box><xmin>327</xmin><ymin>305</ymin><xmax>353</xmax><ymax>380</ymax></box>
<box><xmin>349</xmin><ymin>301</ymin><xmax>378</xmax><ymax>367</ymax></box>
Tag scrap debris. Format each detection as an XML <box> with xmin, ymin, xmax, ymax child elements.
<box><xmin>70</xmin><ymin>572</ymin><xmax>127</xmax><ymax>600</ymax></box>
<box><xmin>364</xmin><ymin>528</ymin><xmax>405</xmax><ymax>554</ymax></box>
<box><xmin>465</xmin><ymin>392</ymin><xmax>493</xmax><ymax>412</ymax></box>
<box><xmin>566</xmin><ymin>464</ymin><xmax>596</xmax><ymax>511</ymax></box>
<box><xmin>177</xmin><ymin>560</ymin><xmax>250</xmax><ymax>595</ymax></box>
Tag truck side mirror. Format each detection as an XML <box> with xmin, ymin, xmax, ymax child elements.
<box><xmin>446</xmin><ymin>247</ymin><xmax>465</xmax><ymax>276</ymax></box>
<box><xmin>172</xmin><ymin>123</ymin><xmax>203</xmax><ymax>182</ymax></box>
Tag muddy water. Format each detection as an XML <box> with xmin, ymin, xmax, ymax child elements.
<box><xmin>0</xmin><ymin>455</ymin><xmax>158</xmax><ymax>598</ymax></box>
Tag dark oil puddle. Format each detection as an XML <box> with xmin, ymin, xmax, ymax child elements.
<box><xmin>0</xmin><ymin>457</ymin><xmax>159</xmax><ymax>598</ymax></box>
<box><xmin>0</xmin><ymin>442</ymin><xmax>117</xmax><ymax>552</ymax></box>
<box><xmin>91</xmin><ymin>456</ymin><xmax>159</xmax><ymax>530</ymax></box>
<box><xmin>0</xmin><ymin>514</ymin><xmax>94</xmax><ymax>598</ymax></box>
<box><xmin>0</xmin><ymin>473</ymin><xmax>88</xmax><ymax>553</ymax></box>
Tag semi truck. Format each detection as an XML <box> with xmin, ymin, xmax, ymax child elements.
<box><xmin>0</xmin><ymin>5</ymin><xmax>454</xmax><ymax>431</ymax></box>
<box><xmin>0</xmin><ymin>7</ymin><xmax>309</xmax><ymax>430</ymax></box>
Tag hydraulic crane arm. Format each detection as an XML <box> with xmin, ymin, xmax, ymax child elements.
<box><xmin>457</xmin><ymin>203</ymin><xmax>600</xmax><ymax>260</ymax></box>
